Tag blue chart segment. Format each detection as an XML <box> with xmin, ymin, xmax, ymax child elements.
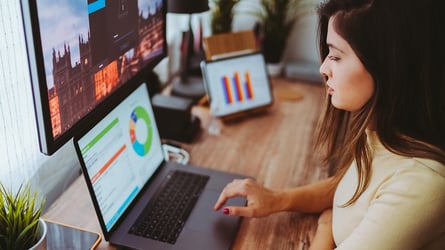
<box><xmin>129</xmin><ymin>106</ymin><xmax>153</xmax><ymax>156</ymax></box>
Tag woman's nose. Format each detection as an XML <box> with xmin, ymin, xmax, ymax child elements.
<box><xmin>319</xmin><ymin>59</ymin><xmax>329</xmax><ymax>81</ymax></box>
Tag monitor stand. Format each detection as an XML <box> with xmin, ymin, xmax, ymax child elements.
<box><xmin>170</xmin><ymin>76</ymin><xmax>205</xmax><ymax>102</ymax></box>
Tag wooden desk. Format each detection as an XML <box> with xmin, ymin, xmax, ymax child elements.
<box><xmin>44</xmin><ymin>78</ymin><xmax>328</xmax><ymax>249</ymax></box>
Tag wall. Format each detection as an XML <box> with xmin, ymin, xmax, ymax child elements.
<box><xmin>231</xmin><ymin>0</ymin><xmax>321</xmax><ymax>65</ymax></box>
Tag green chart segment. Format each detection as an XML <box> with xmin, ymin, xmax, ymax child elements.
<box><xmin>129</xmin><ymin>106</ymin><xmax>153</xmax><ymax>156</ymax></box>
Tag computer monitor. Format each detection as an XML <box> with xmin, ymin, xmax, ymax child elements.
<box><xmin>20</xmin><ymin>0</ymin><xmax>167</xmax><ymax>155</ymax></box>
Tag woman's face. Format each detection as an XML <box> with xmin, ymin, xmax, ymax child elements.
<box><xmin>319</xmin><ymin>16</ymin><xmax>374</xmax><ymax>112</ymax></box>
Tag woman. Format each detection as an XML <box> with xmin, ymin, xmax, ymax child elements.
<box><xmin>214</xmin><ymin>0</ymin><xmax>445</xmax><ymax>249</ymax></box>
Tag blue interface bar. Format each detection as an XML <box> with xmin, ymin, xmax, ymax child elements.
<box><xmin>88</xmin><ymin>0</ymin><xmax>106</xmax><ymax>14</ymax></box>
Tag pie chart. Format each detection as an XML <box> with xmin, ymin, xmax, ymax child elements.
<box><xmin>129</xmin><ymin>106</ymin><xmax>153</xmax><ymax>156</ymax></box>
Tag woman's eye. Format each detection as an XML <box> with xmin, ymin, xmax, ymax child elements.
<box><xmin>328</xmin><ymin>55</ymin><xmax>340</xmax><ymax>61</ymax></box>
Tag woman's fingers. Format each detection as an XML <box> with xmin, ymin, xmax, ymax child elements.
<box><xmin>222</xmin><ymin>205</ymin><xmax>255</xmax><ymax>217</ymax></box>
<box><xmin>213</xmin><ymin>179</ymin><xmax>248</xmax><ymax>211</ymax></box>
<box><xmin>214</xmin><ymin>178</ymin><xmax>276</xmax><ymax>218</ymax></box>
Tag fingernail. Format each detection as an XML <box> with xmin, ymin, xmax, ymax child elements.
<box><xmin>223</xmin><ymin>208</ymin><xmax>229</xmax><ymax>215</ymax></box>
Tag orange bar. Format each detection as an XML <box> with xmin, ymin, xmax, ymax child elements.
<box><xmin>245</xmin><ymin>71</ymin><xmax>254</xmax><ymax>99</ymax></box>
<box><xmin>224</xmin><ymin>76</ymin><xmax>233</xmax><ymax>104</ymax></box>
<box><xmin>91</xmin><ymin>144</ymin><xmax>127</xmax><ymax>184</ymax></box>
<box><xmin>234</xmin><ymin>72</ymin><xmax>243</xmax><ymax>101</ymax></box>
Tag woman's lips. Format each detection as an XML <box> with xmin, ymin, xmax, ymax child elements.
<box><xmin>327</xmin><ymin>85</ymin><xmax>334</xmax><ymax>95</ymax></box>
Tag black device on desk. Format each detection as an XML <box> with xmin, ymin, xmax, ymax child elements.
<box><xmin>44</xmin><ymin>219</ymin><xmax>102</xmax><ymax>250</ymax></box>
<box><xmin>152</xmin><ymin>94</ymin><xmax>201</xmax><ymax>142</ymax></box>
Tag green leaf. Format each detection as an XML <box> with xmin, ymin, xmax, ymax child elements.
<box><xmin>0</xmin><ymin>182</ymin><xmax>45</xmax><ymax>249</ymax></box>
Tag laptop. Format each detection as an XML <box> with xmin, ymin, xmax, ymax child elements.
<box><xmin>200</xmin><ymin>52</ymin><xmax>274</xmax><ymax>119</ymax></box>
<box><xmin>73</xmin><ymin>81</ymin><xmax>248</xmax><ymax>250</ymax></box>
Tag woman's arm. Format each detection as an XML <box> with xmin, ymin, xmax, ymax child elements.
<box><xmin>214</xmin><ymin>177</ymin><xmax>337</xmax><ymax>217</ymax></box>
<box><xmin>279</xmin><ymin>177</ymin><xmax>337</xmax><ymax>213</ymax></box>
<box><xmin>309</xmin><ymin>209</ymin><xmax>335</xmax><ymax>250</ymax></box>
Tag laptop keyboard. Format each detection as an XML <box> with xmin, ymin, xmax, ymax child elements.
<box><xmin>129</xmin><ymin>170</ymin><xmax>209</xmax><ymax>244</ymax></box>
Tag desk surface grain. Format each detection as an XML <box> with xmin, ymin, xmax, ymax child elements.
<box><xmin>44</xmin><ymin>78</ymin><xmax>328</xmax><ymax>250</ymax></box>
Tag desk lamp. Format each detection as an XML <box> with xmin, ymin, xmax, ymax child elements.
<box><xmin>168</xmin><ymin>0</ymin><xmax>209</xmax><ymax>101</ymax></box>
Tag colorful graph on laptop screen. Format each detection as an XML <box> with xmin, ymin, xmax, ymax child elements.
<box><xmin>129</xmin><ymin>106</ymin><xmax>153</xmax><ymax>156</ymax></box>
<box><xmin>78</xmin><ymin>84</ymin><xmax>163</xmax><ymax>231</ymax></box>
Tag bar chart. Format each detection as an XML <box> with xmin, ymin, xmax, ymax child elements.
<box><xmin>203</xmin><ymin>53</ymin><xmax>273</xmax><ymax>117</ymax></box>
<box><xmin>221</xmin><ymin>71</ymin><xmax>254</xmax><ymax>105</ymax></box>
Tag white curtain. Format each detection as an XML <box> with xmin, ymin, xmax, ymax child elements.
<box><xmin>0</xmin><ymin>1</ymin><xmax>48</xmax><ymax>190</ymax></box>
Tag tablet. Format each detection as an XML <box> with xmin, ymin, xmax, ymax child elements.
<box><xmin>44</xmin><ymin>219</ymin><xmax>102</xmax><ymax>249</ymax></box>
<box><xmin>200</xmin><ymin>52</ymin><xmax>273</xmax><ymax>119</ymax></box>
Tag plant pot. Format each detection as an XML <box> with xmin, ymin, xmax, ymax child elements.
<box><xmin>266</xmin><ymin>62</ymin><xmax>284</xmax><ymax>77</ymax></box>
<box><xmin>29</xmin><ymin>219</ymin><xmax>47</xmax><ymax>250</ymax></box>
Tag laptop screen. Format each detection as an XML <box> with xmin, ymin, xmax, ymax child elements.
<box><xmin>201</xmin><ymin>53</ymin><xmax>273</xmax><ymax>117</ymax></box>
<box><xmin>76</xmin><ymin>83</ymin><xmax>164</xmax><ymax>231</ymax></box>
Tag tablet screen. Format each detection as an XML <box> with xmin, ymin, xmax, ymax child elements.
<box><xmin>201</xmin><ymin>53</ymin><xmax>273</xmax><ymax>117</ymax></box>
<box><xmin>45</xmin><ymin>219</ymin><xmax>102</xmax><ymax>249</ymax></box>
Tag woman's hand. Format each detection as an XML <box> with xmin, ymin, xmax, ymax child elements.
<box><xmin>214</xmin><ymin>177</ymin><xmax>337</xmax><ymax>217</ymax></box>
<box><xmin>213</xmin><ymin>178</ymin><xmax>281</xmax><ymax>217</ymax></box>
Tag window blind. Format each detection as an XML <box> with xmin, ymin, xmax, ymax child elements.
<box><xmin>0</xmin><ymin>1</ymin><xmax>48</xmax><ymax>190</ymax></box>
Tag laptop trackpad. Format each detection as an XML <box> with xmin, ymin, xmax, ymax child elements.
<box><xmin>185</xmin><ymin>190</ymin><xmax>244</xmax><ymax>232</ymax></box>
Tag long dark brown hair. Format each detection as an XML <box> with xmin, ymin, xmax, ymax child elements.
<box><xmin>315</xmin><ymin>0</ymin><xmax>445</xmax><ymax>206</ymax></box>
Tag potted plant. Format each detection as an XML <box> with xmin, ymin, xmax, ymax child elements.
<box><xmin>239</xmin><ymin>0</ymin><xmax>313</xmax><ymax>67</ymax></box>
<box><xmin>0</xmin><ymin>183</ymin><xmax>46</xmax><ymax>250</ymax></box>
<box><xmin>210</xmin><ymin>0</ymin><xmax>240</xmax><ymax>34</ymax></box>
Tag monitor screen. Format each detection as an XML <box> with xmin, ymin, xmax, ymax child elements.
<box><xmin>20</xmin><ymin>0</ymin><xmax>167</xmax><ymax>155</ymax></box>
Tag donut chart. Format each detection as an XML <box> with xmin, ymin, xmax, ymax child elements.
<box><xmin>129</xmin><ymin>106</ymin><xmax>153</xmax><ymax>156</ymax></box>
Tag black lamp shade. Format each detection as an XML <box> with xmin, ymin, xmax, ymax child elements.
<box><xmin>167</xmin><ymin>0</ymin><xmax>209</xmax><ymax>14</ymax></box>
